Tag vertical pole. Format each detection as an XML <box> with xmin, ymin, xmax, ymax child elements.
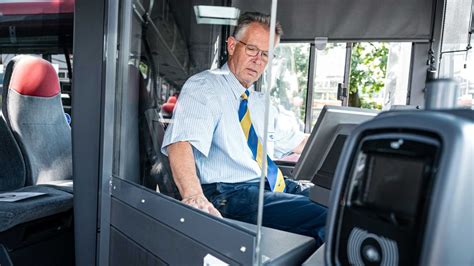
<box><xmin>304</xmin><ymin>43</ymin><xmax>316</xmax><ymax>133</ymax></box>
<box><xmin>255</xmin><ymin>0</ymin><xmax>278</xmax><ymax>265</ymax></box>
<box><xmin>342</xmin><ymin>42</ymin><xmax>352</xmax><ymax>106</ymax></box>
<box><xmin>432</xmin><ymin>0</ymin><xmax>448</xmax><ymax>78</ymax></box>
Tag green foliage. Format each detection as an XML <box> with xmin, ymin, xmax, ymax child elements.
<box><xmin>349</xmin><ymin>43</ymin><xmax>388</xmax><ymax>109</ymax></box>
<box><xmin>293</xmin><ymin>45</ymin><xmax>309</xmax><ymax>90</ymax></box>
<box><xmin>292</xmin><ymin>45</ymin><xmax>309</xmax><ymax>121</ymax></box>
<box><xmin>138</xmin><ymin>61</ymin><xmax>148</xmax><ymax>77</ymax></box>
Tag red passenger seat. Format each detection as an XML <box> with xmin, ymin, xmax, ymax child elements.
<box><xmin>0</xmin><ymin>55</ymin><xmax>74</xmax><ymax>265</ymax></box>
<box><xmin>2</xmin><ymin>55</ymin><xmax>73</xmax><ymax>191</ymax></box>
<box><xmin>161</xmin><ymin>95</ymin><xmax>177</xmax><ymax>114</ymax></box>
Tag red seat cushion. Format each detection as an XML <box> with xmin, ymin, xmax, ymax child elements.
<box><xmin>162</xmin><ymin>103</ymin><xmax>175</xmax><ymax>113</ymax></box>
<box><xmin>167</xmin><ymin>96</ymin><xmax>177</xmax><ymax>104</ymax></box>
<box><xmin>9</xmin><ymin>57</ymin><xmax>60</xmax><ymax>97</ymax></box>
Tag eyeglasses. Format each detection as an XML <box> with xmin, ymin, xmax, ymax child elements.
<box><xmin>236</xmin><ymin>39</ymin><xmax>270</xmax><ymax>61</ymax></box>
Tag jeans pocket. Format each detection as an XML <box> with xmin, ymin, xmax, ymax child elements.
<box><xmin>213</xmin><ymin>183</ymin><xmax>260</xmax><ymax>221</ymax></box>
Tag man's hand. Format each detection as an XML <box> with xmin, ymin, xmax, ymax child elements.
<box><xmin>181</xmin><ymin>194</ymin><xmax>222</xmax><ymax>218</ymax></box>
<box><xmin>292</xmin><ymin>134</ymin><xmax>310</xmax><ymax>154</ymax></box>
<box><xmin>168</xmin><ymin>142</ymin><xmax>222</xmax><ymax>218</ymax></box>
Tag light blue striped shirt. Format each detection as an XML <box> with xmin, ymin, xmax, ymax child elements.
<box><xmin>161</xmin><ymin>63</ymin><xmax>304</xmax><ymax>184</ymax></box>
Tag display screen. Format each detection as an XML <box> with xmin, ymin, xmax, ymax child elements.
<box><xmin>363</xmin><ymin>154</ymin><xmax>425</xmax><ymax>217</ymax></box>
<box><xmin>314</xmin><ymin>134</ymin><xmax>347</xmax><ymax>189</ymax></box>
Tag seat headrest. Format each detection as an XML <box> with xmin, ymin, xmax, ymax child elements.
<box><xmin>167</xmin><ymin>96</ymin><xmax>177</xmax><ymax>104</ymax></box>
<box><xmin>8</xmin><ymin>55</ymin><xmax>60</xmax><ymax>97</ymax></box>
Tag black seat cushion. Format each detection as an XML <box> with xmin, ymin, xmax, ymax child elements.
<box><xmin>0</xmin><ymin>185</ymin><xmax>73</xmax><ymax>232</ymax></box>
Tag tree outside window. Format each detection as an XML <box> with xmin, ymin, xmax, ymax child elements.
<box><xmin>349</xmin><ymin>42</ymin><xmax>389</xmax><ymax>109</ymax></box>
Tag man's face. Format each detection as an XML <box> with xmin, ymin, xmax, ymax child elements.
<box><xmin>227</xmin><ymin>23</ymin><xmax>277</xmax><ymax>88</ymax></box>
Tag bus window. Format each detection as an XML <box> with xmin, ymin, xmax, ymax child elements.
<box><xmin>441</xmin><ymin>44</ymin><xmax>474</xmax><ymax>108</ymax></box>
<box><xmin>348</xmin><ymin>42</ymin><xmax>411</xmax><ymax>111</ymax></box>
<box><xmin>268</xmin><ymin>41</ymin><xmax>413</xmax><ymax>133</ymax></box>
<box><xmin>312</xmin><ymin>43</ymin><xmax>346</xmax><ymax>126</ymax></box>
<box><xmin>438</xmin><ymin>0</ymin><xmax>474</xmax><ymax>108</ymax></box>
<box><xmin>382</xmin><ymin>42</ymin><xmax>412</xmax><ymax>109</ymax></box>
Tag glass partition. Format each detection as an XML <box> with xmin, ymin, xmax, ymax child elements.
<box><xmin>113</xmin><ymin>0</ymin><xmax>145</xmax><ymax>184</ymax></box>
<box><xmin>108</xmin><ymin>0</ymin><xmax>474</xmax><ymax>263</ymax></box>
<box><xmin>111</xmin><ymin>0</ymin><xmax>327</xmax><ymax>263</ymax></box>
<box><xmin>270</xmin><ymin>43</ymin><xmax>309</xmax><ymax>131</ymax></box>
<box><xmin>112</xmin><ymin>0</ymin><xmax>271</xmax><ymax>231</ymax></box>
<box><xmin>258</xmin><ymin>2</ymin><xmax>326</xmax><ymax>259</ymax></box>
<box><xmin>267</xmin><ymin>43</ymin><xmax>310</xmax><ymax>162</ymax></box>
<box><xmin>112</xmin><ymin>0</ymin><xmax>212</xmax><ymax>195</ymax></box>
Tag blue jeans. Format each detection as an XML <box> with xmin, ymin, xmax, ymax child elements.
<box><xmin>202</xmin><ymin>179</ymin><xmax>327</xmax><ymax>247</ymax></box>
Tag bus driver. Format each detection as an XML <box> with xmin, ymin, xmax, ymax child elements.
<box><xmin>162</xmin><ymin>12</ymin><xmax>327</xmax><ymax>246</ymax></box>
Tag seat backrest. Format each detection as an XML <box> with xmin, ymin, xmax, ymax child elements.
<box><xmin>161</xmin><ymin>95</ymin><xmax>177</xmax><ymax>115</ymax></box>
<box><xmin>135</xmin><ymin>67</ymin><xmax>179</xmax><ymax>199</ymax></box>
<box><xmin>167</xmin><ymin>96</ymin><xmax>177</xmax><ymax>104</ymax></box>
<box><xmin>140</xmin><ymin>108</ymin><xmax>179</xmax><ymax>199</ymax></box>
<box><xmin>2</xmin><ymin>55</ymin><xmax>72</xmax><ymax>185</ymax></box>
<box><xmin>0</xmin><ymin>114</ymin><xmax>26</xmax><ymax>192</ymax></box>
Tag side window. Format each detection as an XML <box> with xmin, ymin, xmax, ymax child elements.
<box><xmin>348</xmin><ymin>42</ymin><xmax>389</xmax><ymax>109</ymax></box>
<box><xmin>52</xmin><ymin>54</ymin><xmax>73</xmax><ymax>117</ymax></box>
<box><xmin>438</xmin><ymin>0</ymin><xmax>474</xmax><ymax>108</ymax></box>
<box><xmin>381</xmin><ymin>42</ymin><xmax>412</xmax><ymax>109</ymax></box>
<box><xmin>456</xmin><ymin>34</ymin><xmax>474</xmax><ymax>108</ymax></box>
<box><xmin>312</xmin><ymin>43</ymin><xmax>346</xmax><ymax>126</ymax></box>
<box><xmin>269</xmin><ymin>41</ymin><xmax>413</xmax><ymax>135</ymax></box>
<box><xmin>348</xmin><ymin>42</ymin><xmax>411</xmax><ymax>111</ymax></box>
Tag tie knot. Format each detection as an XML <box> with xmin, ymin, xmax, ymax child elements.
<box><xmin>241</xmin><ymin>90</ymin><xmax>250</xmax><ymax>100</ymax></box>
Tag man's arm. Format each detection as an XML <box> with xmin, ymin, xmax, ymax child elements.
<box><xmin>167</xmin><ymin>141</ymin><xmax>222</xmax><ymax>217</ymax></box>
<box><xmin>292</xmin><ymin>134</ymin><xmax>309</xmax><ymax>154</ymax></box>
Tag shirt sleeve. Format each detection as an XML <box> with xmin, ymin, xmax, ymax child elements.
<box><xmin>272</xmin><ymin>106</ymin><xmax>305</xmax><ymax>159</ymax></box>
<box><xmin>161</xmin><ymin>75</ymin><xmax>220</xmax><ymax>157</ymax></box>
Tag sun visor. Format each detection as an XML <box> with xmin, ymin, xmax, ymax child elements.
<box><xmin>233</xmin><ymin>0</ymin><xmax>434</xmax><ymax>41</ymax></box>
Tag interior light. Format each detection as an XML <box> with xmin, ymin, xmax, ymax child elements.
<box><xmin>194</xmin><ymin>5</ymin><xmax>240</xmax><ymax>26</ymax></box>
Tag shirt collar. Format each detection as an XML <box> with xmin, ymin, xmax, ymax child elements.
<box><xmin>221</xmin><ymin>63</ymin><xmax>254</xmax><ymax>100</ymax></box>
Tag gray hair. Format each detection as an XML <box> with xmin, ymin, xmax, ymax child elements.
<box><xmin>233</xmin><ymin>12</ymin><xmax>283</xmax><ymax>40</ymax></box>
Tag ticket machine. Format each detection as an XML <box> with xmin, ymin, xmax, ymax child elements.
<box><xmin>325</xmin><ymin>109</ymin><xmax>474</xmax><ymax>265</ymax></box>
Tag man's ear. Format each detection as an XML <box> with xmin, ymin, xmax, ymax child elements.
<box><xmin>274</xmin><ymin>36</ymin><xmax>280</xmax><ymax>48</ymax></box>
<box><xmin>227</xmin><ymin>36</ymin><xmax>236</xmax><ymax>56</ymax></box>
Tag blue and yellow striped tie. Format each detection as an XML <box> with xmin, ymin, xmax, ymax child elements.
<box><xmin>238</xmin><ymin>90</ymin><xmax>286</xmax><ymax>192</ymax></box>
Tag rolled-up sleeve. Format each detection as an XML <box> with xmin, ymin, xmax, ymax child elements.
<box><xmin>162</xmin><ymin>75</ymin><xmax>220</xmax><ymax>157</ymax></box>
